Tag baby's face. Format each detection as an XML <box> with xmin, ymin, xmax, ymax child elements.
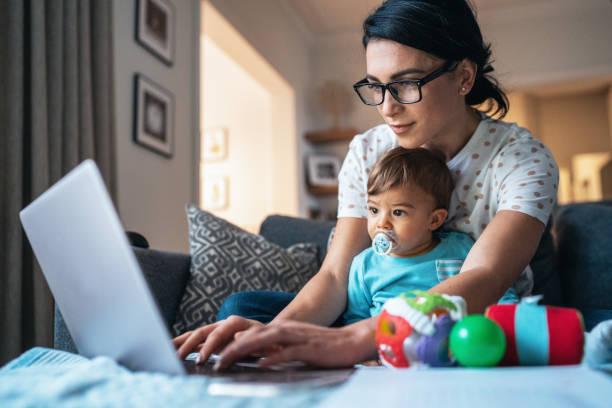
<box><xmin>367</xmin><ymin>184</ymin><xmax>438</xmax><ymax>257</ymax></box>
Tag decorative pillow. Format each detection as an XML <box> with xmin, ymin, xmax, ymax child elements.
<box><xmin>172</xmin><ymin>205</ymin><xmax>319</xmax><ymax>335</ymax></box>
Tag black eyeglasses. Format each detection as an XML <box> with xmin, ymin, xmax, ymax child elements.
<box><xmin>353</xmin><ymin>60</ymin><xmax>459</xmax><ymax>106</ymax></box>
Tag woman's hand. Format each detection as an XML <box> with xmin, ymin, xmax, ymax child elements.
<box><xmin>214</xmin><ymin>317</ymin><xmax>379</xmax><ymax>370</ymax></box>
<box><xmin>173</xmin><ymin>315</ymin><xmax>264</xmax><ymax>363</ymax></box>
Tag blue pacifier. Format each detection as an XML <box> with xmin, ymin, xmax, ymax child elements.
<box><xmin>373</xmin><ymin>232</ymin><xmax>395</xmax><ymax>256</ymax></box>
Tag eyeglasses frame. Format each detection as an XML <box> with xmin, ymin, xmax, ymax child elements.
<box><xmin>353</xmin><ymin>60</ymin><xmax>460</xmax><ymax>106</ymax></box>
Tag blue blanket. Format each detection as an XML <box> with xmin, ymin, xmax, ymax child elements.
<box><xmin>0</xmin><ymin>348</ymin><xmax>337</xmax><ymax>407</ymax></box>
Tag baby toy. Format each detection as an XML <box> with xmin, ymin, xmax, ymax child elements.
<box><xmin>485</xmin><ymin>296</ymin><xmax>584</xmax><ymax>366</ymax></box>
<box><xmin>448</xmin><ymin>314</ymin><xmax>506</xmax><ymax>367</ymax></box>
<box><xmin>376</xmin><ymin>291</ymin><xmax>467</xmax><ymax>368</ymax></box>
<box><xmin>584</xmin><ymin>319</ymin><xmax>612</xmax><ymax>369</ymax></box>
<box><xmin>376</xmin><ymin>292</ymin><xmax>609</xmax><ymax>369</ymax></box>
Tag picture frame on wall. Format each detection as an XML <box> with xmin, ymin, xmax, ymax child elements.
<box><xmin>203</xmin><ymin>127</ymin><xmax>228</xmax><ymax>161</ymax></box>
<box><xmin>133</xmin><ymin>74</ymin><xmax>174</xmax><ymax>158</ymax></box>
<box><xmin>203</xmin><ymin>176</ymin><xmax>229</xmax><ymax>210</ymax></box>
<box><xmin>307</xmin><ymin>154</ymin><xmax>341</xmax><ymax>187</ymax></box>
<box><xmin>136</xmin><ymin>0</ymin><xmax>175</xmax><ymax>65</ymax></box>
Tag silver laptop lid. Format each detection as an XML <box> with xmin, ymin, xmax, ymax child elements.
<box><xmin>20</xmin><ymin>159</ymin><xmax>184</xmax><ymax>375</ymax></box>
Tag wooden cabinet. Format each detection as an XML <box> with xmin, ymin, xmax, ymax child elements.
<box><xmin>307</xmin><ymin>185</ymin><xmax>338</xmax><ymax>196</ymax></box>
<box><xmin>304</xmin><ymin>127</ymin><xmax>358</xmax><ymax>143</ymax></box>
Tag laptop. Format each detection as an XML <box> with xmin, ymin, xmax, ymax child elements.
<box><xmin>19</xmin><ymin>160</ymin><xmax>353</xmax><ymax>392</ymax></box>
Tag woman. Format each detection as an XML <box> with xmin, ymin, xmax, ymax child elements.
<box><xmin>174</xmin><ymin>0</ymin><xmax>559</xmax><ymax>369</ymax></box>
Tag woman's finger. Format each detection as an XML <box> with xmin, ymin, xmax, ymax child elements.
<box><xmin>172</xmin><ymin>331</ymin><xmax>193</xmax><ymax>348</ymax></box>
<box><xmin>176</xmin><ymin>322</ymin><xmax>221</xmax><ymax>360</ymax></box>
<box><xmin>197</xmin><ymin>316</ymin><xmax>263</xmax><ymax>364</ymax></box>
<box><xmin>216</xmin><ymin>323</ymin><xmax>304</xmax><ymax>369</ymax></box>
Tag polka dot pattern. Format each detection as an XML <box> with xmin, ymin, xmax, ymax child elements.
<box><xmin>336</xmin><ymin>119</ymin><xmax>560</xmax><ymax>296</ymax></box>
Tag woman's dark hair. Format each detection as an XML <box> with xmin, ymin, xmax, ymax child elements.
<box><xmin>368</xmin><ymin>147</ymin><xmax>453</xmax><ymax>210</ymax></box>
<box><xmin>363</xmin><ymin>0</ymin><xmax>509</xmax><ymax>118</ymax></box>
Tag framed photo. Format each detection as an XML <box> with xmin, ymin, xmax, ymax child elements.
<box><xmin>136</xmin><ymin>0</ymin><xmax>175</xmax><ymax>65</ymax></box>
<box><xmin>203</xmin><ymin>176</ymin><xmax>229</xmax><ymax>210</ymax></box>
<box><xmin>307</xmin><ymin>155</ymin><xmax>341</xmax><ymax>187</ymax></box>
<box><xmin>133</xmin><ymin>74</ymin><xmax>174</xmax><ymax>158</ymax></box>
<box><xmin>203</xmin><ymin>127</ymin><xmax>228</xmax><ymax>161</ymax></box>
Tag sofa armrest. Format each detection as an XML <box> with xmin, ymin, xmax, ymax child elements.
<box><xmin>259</xmin><ymin>215</ymin><xmax>335</xmax><ymax>266</ymax></box>
<box><xmin>133</xmin><ymin>247</ymin><xmax>191</xmax><ymax>328</ymax></box>
<box><xmin>54</xmin><ymin>247</ymin><xmax>191</xmax><ymax>353</ymax></box>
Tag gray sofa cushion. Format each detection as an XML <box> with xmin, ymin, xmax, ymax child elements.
<box><xmin>172</xmin><ymin>206</ymin><xmax>319</xmax><ymax>335</ymax></box>
<box><xmin>530</xmin><ymin>218</ymin><xmax>562</xmax><ymax>306</ymax></box>
<box><xmin>133</xmin><ymin>247</ymin><xmax>191</xmax><ymax>329</ymax></box>
<box><xmin>555</xmin><ymin>201</ymin><xmax>612</xmax><ymax>319</ymax></box>
<box><xmin>259</xmin><ymin>215</ymin><xmax>336</xmax><ymax>265</ymax></box>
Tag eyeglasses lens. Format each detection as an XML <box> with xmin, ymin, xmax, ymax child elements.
<box><xmin>357</xmin><ymin>84</ymin><xmax>384</xmax><ymax>105</ymax></box>
<box><xmin>357</xmin><ymin>82</ymin><xmax>420</xmax><ymax>105</ymax></box>
<box><xmin>390</xmin><ymin>82</ymin><xmax>420</xmax><ymax>104</ymax></box>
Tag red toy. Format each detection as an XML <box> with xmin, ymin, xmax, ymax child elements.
<box><xmin>485</xmin><ymin>296</ymin><xmax>585</xmax><ymax>366</ymax></box>
<box><xmin>376</xmin><ymin>291</ymin><xmax>467</xmax><ymax>368</ymax></box>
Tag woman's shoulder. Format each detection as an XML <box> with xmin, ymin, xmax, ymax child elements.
<box><xmin>485</xmin><ymin>117</ymin><xmax>545</xmax><ymax>149</ymax></box>
<box><xmin>476</xmin><ymin>116</ymin><xmax>555</xmax><ymax>165</ymax></box>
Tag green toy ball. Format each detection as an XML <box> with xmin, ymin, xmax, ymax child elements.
<box><xmin>449</xmin><ymin>314</ymin><xmax>506</xmax><ymax>367</ymax></box>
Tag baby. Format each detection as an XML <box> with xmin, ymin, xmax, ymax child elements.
<box><xmin>343</xmin><ymin>147</ymin><xmax>515</xmax><ymax>325</ymax></box>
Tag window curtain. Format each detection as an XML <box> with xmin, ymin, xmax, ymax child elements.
<box><xmin>0</xmin><ymin>0</ymin><xmax>116</xmax><ymax>365</ymax></box>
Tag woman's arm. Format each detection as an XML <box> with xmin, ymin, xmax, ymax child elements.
<box><xmin>430</xmin><ymin>210</ymin><xmax>545</xmax><ymax>313</ymax></box>
<box><xmin>272</xmin><ymin>217</ymin><xmax>370</xmax><ymax>325</ymax></box>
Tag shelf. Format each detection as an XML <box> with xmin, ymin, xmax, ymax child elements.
<box><xmin>304</xmin><ymin>128</ymin><xmax>359</xmax><ymax>143</ymax></box>
<box><xmin>307</xmin><ymin>185</ymin><xmax>338</xmax><ymax>196</ymax></box>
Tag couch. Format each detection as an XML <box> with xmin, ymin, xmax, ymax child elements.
<box><xmin>55</xmin><ymin>202</ymin><xmax>612</xmax><ymax>354</ymax></box>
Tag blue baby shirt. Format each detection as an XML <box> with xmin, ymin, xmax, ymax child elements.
<box><xmin>343</xmin><ymin>231</ymin><xmax>505</xmax><ymax>325</ymax></box>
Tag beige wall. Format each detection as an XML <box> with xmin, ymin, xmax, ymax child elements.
<box><xmin>479</xmin><ymin>2</ymin><xmax>612</xmax><ymax>89</ymax></box>
<box><xmin>208</xmin><ymin>0</ymin><xmax>314</xmax><ymax>217</ymax></box>
<box><xmin>201</xmin><ymin>34</ymin><xmax>292</xmax><ymax>232</ymax></box>
<box><xmin>504</xmin><ymin>92</ymin><xmax>539</xmax><ymax>136</ymax></box>
<box><xmin>609</xmin><ymin>86</ymin><xmax>612</xmax><ymax>145</ymax></box>
<box><xmin>537</xmin><ymin>90</ymin><xmax>610</xmax><ymax>171</ymax></box>
<box><xmin>113</xmin><ymin>0</ymin><xmax>200</xmax><ymax>252</ymax></box>
<box><xmin>201</xmin><ymin>2</ymin><xmax>298</xmax><ymax>231</ymax></box>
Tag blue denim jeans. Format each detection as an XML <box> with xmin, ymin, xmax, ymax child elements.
<box><xmin>216</xmin><ymin>290</ymin><xmax>346</xmax><ymax>326</ymax></box>
<box><xmin>216</xmin><ymin>291</ymin><xmax>296</xmax><ymax>323</ymax></box>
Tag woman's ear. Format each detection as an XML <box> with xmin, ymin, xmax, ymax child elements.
<box><xmin>457</xmin><ymin>59</ymin><xmax>477</xmax><ymax>96</ymax></box>
<box><xmin>429</xmin><ymin>208</ymin><xmax>448</xmax><ymax>231</ymax></box>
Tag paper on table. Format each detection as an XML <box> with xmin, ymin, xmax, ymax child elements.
<box><xmin>318</xmin><ymin>365</ymin><xmax>612</xmax><ymax>408</ymax></box>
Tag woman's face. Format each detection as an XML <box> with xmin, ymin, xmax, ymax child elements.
<box><xmin>365</xmin><ymin>39</ymin><xmax>467</xmax><ymax>150</ymax></box>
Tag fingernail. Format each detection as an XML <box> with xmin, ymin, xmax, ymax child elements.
<box><xmin>195</xmin><ymin>354</ymin><xmax>201</xmax><ymax>364</ymax></box>
<box><xmin>213</xmin><ymin>360</ymin><xmax>221</xmax><ymax>371</ymax></box>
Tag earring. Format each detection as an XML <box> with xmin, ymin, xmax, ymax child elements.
<box><xmin>461</xmin><ymin>87</ymin><xmax>467</xmax><ymax>92</ymax></box>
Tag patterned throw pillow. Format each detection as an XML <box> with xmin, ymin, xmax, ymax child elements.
<box><xmin>172</xmin><ymin>205</ymin><xmax>319</xmax><ymax>335</ymax></box>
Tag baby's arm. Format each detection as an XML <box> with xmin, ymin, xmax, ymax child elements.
<box><xmin>342</xmin><ymin>253</ymin><xmax>372</xmax><ymax>325</ymax></box>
